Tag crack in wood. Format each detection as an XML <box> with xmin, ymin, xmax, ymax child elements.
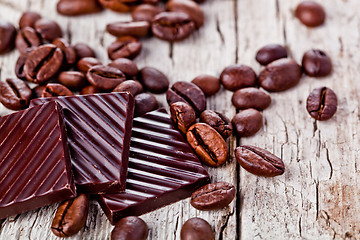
<box><xmin>173</xmin><ymin>216</ymin><xmax>179</xmax><ymax>239</ymax></box>
<box><xmin>233</xmin><ymin>0</ymin><xmax>238</xmax><ymax>63</ymax></box>
<box><xmin>216</xmin><ymin>15</ymin><xmax>225</xmax><ymax>44</ymax></box>
<box><xmin>315</xmin><ymin>180</ymin><xmax>319</xmax><ymax>220</ymax></box>
<box><xmin>169</xmin><ymin>43</ymin><xmax>174</xmax><ymax>64</ymax></box>
<box><xmin>325</xmin><ymin>147</ymin><xmax>333</xmax><ymax>180</ymax></box>
<box><xmin>219</xmin><ymin>210</ymin><xmax>234</xmax><ymax>240</ymax></box>
<box><xmin>275</xmin><ymin>0</ymin><xmax>280</xmax><ymax>19</ymax></box>
<box><xmin>298</xmin><ymin>216</ymin><xmax>302</xmax><ymax>237</ymax></box>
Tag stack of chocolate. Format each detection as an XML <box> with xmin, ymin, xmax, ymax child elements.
<box><xmin>0</xmin><ymin>92</ymin><xmax>210</xmax><ymax>225</ymax></box>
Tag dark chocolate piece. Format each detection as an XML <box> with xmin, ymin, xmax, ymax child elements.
<box><xmin>0</xmin><ymin>102</ymin><xmax>76</xmax><ymax>219</ymax></box>
<box><xmin>96</xmin><ymin>108</ymin><xmax>210</xmax><ymax>224</ymax></box>
<box><xmin>30</xmin><ymin>93</ymin><xmax>134</xmax><ymax>194</ymax></box>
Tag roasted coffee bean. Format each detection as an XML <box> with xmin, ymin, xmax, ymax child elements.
<box><xmin>32</xmin><ymin>85</ymin><xmax>46</xmax><ymax>98</ymax></box>
<box><xmin>0</xmin><ymin>22</ymin><xmax>16</xmax><ymax>54</ymax></box>
<box><xmin>191</xmin><ymin>74</ymin><xmax>220</xmax><ymax>97</ymax></box>
<box><xmin>190</xmin><ymin>182</ymin><xmax>235</xmax><ymax>210</ymax></box>
<box><xmin>166</xmin><ymin>81</ymin><xmax>206</xmax><ymax>116</ymax></box>
<box><xmin>0</xmin><ymin>78</ymin><xmax>32</xmax><ymax>110</ymax></box>
<box><xmin>170</xmin><ymin>102</ymin><xmax>196</xmax><ymax>133</ymax></box>
<box><xmin>15</xmin><ymin>55</ymin><xmax>28</xmax><ymax>80</ymax></box>
<box><xmin>107</xmin><ymin>36</ymin><xmax>142</xmax><ymax>60</ymax></box>
<box><xmin>111</xmin><ymin>216</ymin><xmax>148</xmax><ymax>240</ymax></box>
<box><xmin>187</xmin><ymin>123</ymin><xmax>228</xmax><ymax>167</ymax></box>
<box><xmin>87</xmin><ymin>65</ymin><xmax>126</xmax><ymax>90</ymax></box>
<box><xmin>51</xmin><ymin>194</ymin><xmax>89</xmax><ymax>237</ymax></box>
<box><xmin>232</xmin><ymin>87</ymin><xmax>271</xmax><ymax>110</ymax></box>
<box><xmin>220</xmin><ymin>64</ymin><xmax>257</xmax><ymax>91</ymax></box>
<box><xmin>57</xmin><ymin>0</ymin><xmax>103</xmax><ymax>16</ymax></box>
<box><xmin>41</xmin><ymin>83</ymin><xmax>74</xmax><ymax>97</ymax></box>
<box><xmin>73</xmin><ymin>43</ymin><xmax>96</xmax><ymax>60</ymax></box>
<box><xmin>255</xmin><ymin>44</ymin><xmax>288</xmax><ymax>66</ymax></box>
<box><xmin>98</xmin><ymin>0</ymin><xmax>132</xmax><ymax>12</ymax></box>
<box><xmin>19</xmin><ymin>11</ymin><xmax>42</xmax><ymax>29</ymax></box>
<box><xmin>259</xmin><ymin>58</ymin><xmax>302</xmax><ymax>92</ymax></box>
<box><xmin>15</xmin><ymin>27</ymin><xmax>42</xmax><ymax>55</ymax></box>
<box><xmin>131</xmin><ymin>4</ymin><xmax>164</xmax><ymax>22</ymax></box>
<box><xmin>52</xmin><ymin>38</ymin><xmax>77</xmax><ymax>67</ymax></box>
<box><xmin>306</xmin><ymin>86</ymin><xmax>337</xmax><ymax>121</ymax></box>
<box><xmin>232</xmin><ymin>108</ymin><xmax>262</xmax><ymax>137</ymax></box>
<box><xmin>35</xmin><ymin>19</ymin><xmax>62</xmax><ymax>42</ymax></box>
<box><xmin>181</xmin><ymin>218</ymin><xmax>214</xmax><ymax>240</ymax></box>
<box><xmin>107</xmin><ymin>21</ymin><xmax>150</xmax><ymax>38</ymax></box>
<box><xmin>77</xmin><ymin>57</ymin><xmax>102</xmax><ymax>73</ymax></box>
<box><xmin>138</xmin><ymin>66</ymin><xmax>169</xmax><ymax>93</ymax></box>
<box><xmin>235</xmin><ymin>145</ymin><xmax>285</xmax><ymax>177</ymax></box>
<box><xmin>302</xmin><ymin>49</ymin><xmax>332</xmax><ymax>77</ymax></box>
<box><xmin>199</xmin><ymin>110</ymin><xmax>232</xmax><ymax>139</ymax></box>
<box><xmin>108</xmin><ymin>58</ymin><xmax>139</xmax><ymax>78</ymax></box>
<box><xmin>113</xmin><ymin>80</ymin><xmax>143</xmax><ymax>96</ymax></box>
<box><xmin>152</xmin><ymin>12</ymin><xmax>196</xmax><ymax>42</ymax></box>
<box><xmin>58</xmin><ymin>71</ymin><xmax>87</xmax><ymax>90</ymax></box>
<box><xmin>134</xmin><ymin>92</ymin><xmax>159</xmax><ymax>117</ymax></box>
<box><xmin>295</xmin><ymin>1</ymin><xmax>325</xmax><ymax>27</ymax></box>
<box><xmin>166</xmin><ymin>0</ymin><xmax>204</xmax><ymax>28</ymax></box>
<box><xmin>24</xmin><ymin>44</ymin><xmax>64</xmax><ymax>84</ymax></box>
<box><xmin>80</xmin><ymin>85</ymin><xmax>102</xmax><ymax>95</ymax></box>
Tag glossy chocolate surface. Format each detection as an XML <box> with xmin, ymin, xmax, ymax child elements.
<box><xmin>97</xmin><ymin>108</ymin><xmax>210</xmax><ymax>224</ymax></box>
<box><xmin>30</xmin><ymin>93</ymin><xmax>134</xmax><ymax>194</ymax></box>
<box><xmin>0</xmin><ymin>102</ymin><xmax>76</xmax><ymax>219</ymax></box>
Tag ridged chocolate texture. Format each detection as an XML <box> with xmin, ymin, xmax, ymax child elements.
<box><xmin>30</xmin><ymin>93</ymin><xmax>135</xmax><ymax>194</ymax></box>
<box><xmin>96</xmin><ymin>109</ymin><xmax>210</xmax><ymax>224</ymax></box>
<box><xmin>0</xmin><ymin>102</ymin><xmax>76</xmax><ymax>219</ymax></box>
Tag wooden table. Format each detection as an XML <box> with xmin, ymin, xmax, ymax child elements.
<box><xmin>0</xmin><ymin>0</ymin><xmax>358</xmax><ymax>239</ymax></box>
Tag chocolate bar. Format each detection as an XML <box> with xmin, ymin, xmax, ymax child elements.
<box><xmin>97</xmin><ymin>108</ymin><xmax>210</xmax><ymax>224</ymax></box>
<box><xmin>30</xmin><ymin>92</ymin><xmax>134</xmax><ymax>194</ymax></box>
<box><xmin>0</xmin><ymin>102</ymin><xmax>76</xmax><ymax>219</ymax></box>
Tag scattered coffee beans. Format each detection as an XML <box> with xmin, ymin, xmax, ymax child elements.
<box><xmin>41</xmin><ymin>83</ymin><xmax>74</xmax><ymax>97</ymax></box>
<box><xmin>302</xmin><ymin>49</ymin><xmax>332</xmax><ymax>77</ymax></box>
<box><xmin>0</xmin><ymin>78</ymin><xmax>32</xmax><ymax>110</ymax></box>
<box><xmin>57</xmin><ymin>0</ymin><xmax>103</xmax><ymax>16</ymax></box>
<box><xmin>111</xmin><ymin>216</ymin><xmax>148</xmax><ymax>240</ymax></box>
<box><xmin>220</xmin><ymin>64</ymin><xmax>257</xmax><ymax>91</ymax></box>
<box><xmin>106</xmin><ymin>21</ymin><xmax>150</xmax><ymax>38</ymax></box>
<box><xmin>170</xmin><ymin>102</ymin><xmax>196</xmax><ymax>133</ymax></box>
<box><xmin>113</xmin><ymin>80</ymin><xmax>143</xmax><ymax>96</ymax></box>
<box><xmin>295</xmin><ymin>1</ymin><xmax>326</xmax><ymax>27</ymax></box>
<box><xmin>232</xmin><ymin>108</ymin><xmax>263</xmax><ymax>137</ymax></box>
<box><xmin>180</xmin><ymin>218</ymin><xmax>214</xmax><ymax>240</ymax></box>
<box><xmin>107</xmin><ymin>36</ymin><xmax>142</xmax><ymax>60</ymax></box>
<box><xmin>199</xmin><ymin>110</ymin><xmax>232</xmax><ymax>139</ymax></box>
<box><xmin>190</xmin><ymin>182</ymin><xmax>235</xmax><ymax>210</ymax></box>
<box><xmin>235</xmin><ymin>145</ymin><xmax>285</xmax><ymax>177</ymax></box>
<box><xmin>138</xmin><ymin>66</ymin><xmax>169</xmax><ymax>93</ymax></box>
<box><xmin>108</xmin><ymin>58</ymin><xmax>139</xmax><ymax>78</ymax></box>
<box><xmin>255</xmin><ymin>44</ymin><xmax>287</xmax><ymax>66</ymax></box>
<box><xmin>87</xmin><ymin>65</ymin><xmax>126</xmax><ymax>90</ymax></box>
<box><xmin>191</xmin><ymin>74</ymin><xmax>220</xmax><ymax>97</ymax></box>
<box><xmin>52</xmin><ymin>38</ymin><xmax>77</xmax><ymax>67</ymax></box>
<box><xmin>0</xmin><ymin>22</ymin><xmax>16</xmax><ymax>54</ymax></box>
<box><xmin>134</xmin><ymin>92</ymin><xmax>159</xmax><ymax>117</ymax></box>
<box><xmin>231</xmin><ymin>87</ymin><xmax>271</xmax><ymax>110</ymax></box>
<box><xmin>166</xmin><ymin>0</ymin><xmax>205</xmax><ymax>29</ymax></box>
<box><xmin>306</xmin><ymin>86</ymin><xmax>337</xmax><ymax>121</ymax></box>
<box><xmin>19</xmin><ymin>11</ymin><xmax>42</xmax><ymax>29</ymax></box>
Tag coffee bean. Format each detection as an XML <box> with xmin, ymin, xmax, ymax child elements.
<box><xmin>15</xmin><ymin>55</ymin><xmax>28</xmax><ymax>80</ymax></box>
<box><xmin>111</xmin><ymin>216</ymin><xmax>148</xmax><ymax>240</ymax></box>
<box><xmin>107</xmin><ymin>36</ymin><xmax>142</xmax><ymax>60</ymax></box>
<box><xmin>73</xmin><ymin>43</ymin><xmax>96</xmax><ymax>60</ymax></box>
<box><xmin>0</xmin><ymin>22</ymin><xmax>16</xmax><ymax>54</ymax></box>
<box><xmin>15</xmin><ymin>27</ymin><xmax>42</xmax><ymax>55</ymax></box>
<box><xmin>80</xmin><ymin>85</ymin><xmax>102</xmax><ymax>95</ymax></box>
<box><xmin>306</xmin><ymin>86</ymin><xmax>337</xmax><ymax>121</ymax></box>
<box><xmin>255</xmin><ymin>44</ymin><xmax>288</xmax><ymax>66</ymax></box>
<box><xmin>35</xmin><ymin>19</ymin><xmax>62</xmax><ymax>42</ymax></box>
<box><xmin>41</xmin><ymin>83</ymin><xmax>74</xmax><ymax>97</ymax></box>
<box><xmin>51</xmin><ymin>194</ymin><xmax>89</xmax><ymax>237</ymax></box>
<box><xmin>170</xmin><ymin>102</ymin><xmax>196</xmax><ymax>133</ymax></box>
<box><xmin>259</xmin><ymin>58</ymin><xmax>302</xmax><ymax>92</ymax></box>
<box><xmin>131</xmin><ymin>4</ymin><xmax>164</xmax><ymax>22</ymax></box>
<box><xmin>190</xmin><ymin>182</ymin><xmax>235</xmax><ymax>210</ymax></box>
<box><xmin>220</xmin><ymin>64</ymin><xmax>257</xmax><ymax>91</ymax></box>
<box><xmin>187</xmin><ymin>123</ymin><xmax>228</xmax><ymax>167</ymax></box>
<box><xmin>199</xmin><ymin>110</ymin><xmax>232</xmax><ymax>139</ymax></box>
<box><xmin>166</xmin><ymin>81</ymin><xmax>206</xmax><ymax>116</ymax></box>
<box><xmin>231</xmin><ymin>87</ymin><xmax>271</xmax><ymax>110</ymax></box>
<box><xmin>134</xmin><ymin>92</ymin><xmax>159</xmax><ymax>117</ymax></box>
<box><xmin>87</xmin><ymin>65</ymin><xmax>126</xmax><ymax>90</ymax></box>
<box><xmin>180</xmin><ymin>218</ymin><xmax>214</xmax><ymax>240</ymax></box>
<box><xmin>235</xmin><ymin>145</ymin><xmax>285</xmax><ymax>177</ymax></box>
<box><xmin>142</xmin><ymin>0</ymin><xmax>160</xmax><ymax>4</ymax></box>
<box><xmin>57</xmin><ymin>0</ymin><xmax>103</xmax><ymax>16</ymax></box>
<box><xmin>152</xmin><ymin>12</ymin><xmax>196</xmax><ymax>42</ymax></box>
<box><xmin>295</xmin><ymin>1</ymin><xmax>325</xmax><ymax>27</ymax></box>
<box><xmin>77</xmin><ymin>57</ymin><xmax>102</xmax><ymax>73</ymax></box>
<box><xmin>166</xmin><ymin>0</ymin><xmax>204</xmax><ymax>28</ymax></box>
<box><xmin>113</xmin><ymin>80</ymin><xmax>143</xmax><ymax>96</ymax></box>
<box><xmin>138</xmin><ymin>66</ymin><xmax>169</xmax><ymax>93</ymax></box>
<box><xmin>302</xmin><ymin>49</ymin><xmax>332</xmax><ymax>77</ymax></box>
<box><xmin>191</xmin><ymin>74</ymin><xmax>220</xmax><ymax>97</ymax></box>
<box><xmin>107</xmin><ymin>21</ymin><xmax>150</xmax><ymax>38</ymax></box>
<box><xmin>98</xmin><ymin>0</ymin><xmax>132</xmax><ymax>12</ymax></box>
<box><xmin>0</xmin><ymin>78</ymin><xmax>32</xmax><ymax>110</ymax></box>
<box><xmin>24</xmin><ymin>44</ymin><xmax>64</xmax><ymax>84</ymax></box>
<box><xmin>33</xmin><ymin>85</ymin><xmax>46</xmax><ymax>98</ymax></box>
<box><xmin>108</xmin><ymin>58</ymin><xmax>139</xmax><ymax>78</ymax></box>
<box><xmin>19</xmin><ymin>11</ymin><xmax>42</xmax><ymax>29</ymax></box>
<box><xmin>52</xmin><ymin>38</ymin><xmax>77</xmax><ymax>67</ymax></box>
<box><xmin>58</xmin><ymin>71</ymin><xmax>87</xmax><ymax>90</ymax></box>
<box><xmin>232</xmin><ymin>108</ymin><xmax>262</xmax><ymax>137</ymax></box>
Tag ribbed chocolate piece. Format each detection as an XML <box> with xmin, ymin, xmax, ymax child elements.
<box><xmin>30</xmin><ymin>93</ymin><xmax>134</xmax><ymax>194</ymax></box>
<box><xmin>97</xmin><ymin>109</ymin><xmax>210</xmax><ymax>224</ymax></box>
<box><xmin>0</xmin><ymin>102</ymin><xmax>76</xmax><ymax>219</ymax></box>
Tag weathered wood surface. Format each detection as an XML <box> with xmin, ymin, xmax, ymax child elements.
<box><xmin>0</xmin><ymin>0</ymin><xmax>358</xmax><ymax>239</ymax></box>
